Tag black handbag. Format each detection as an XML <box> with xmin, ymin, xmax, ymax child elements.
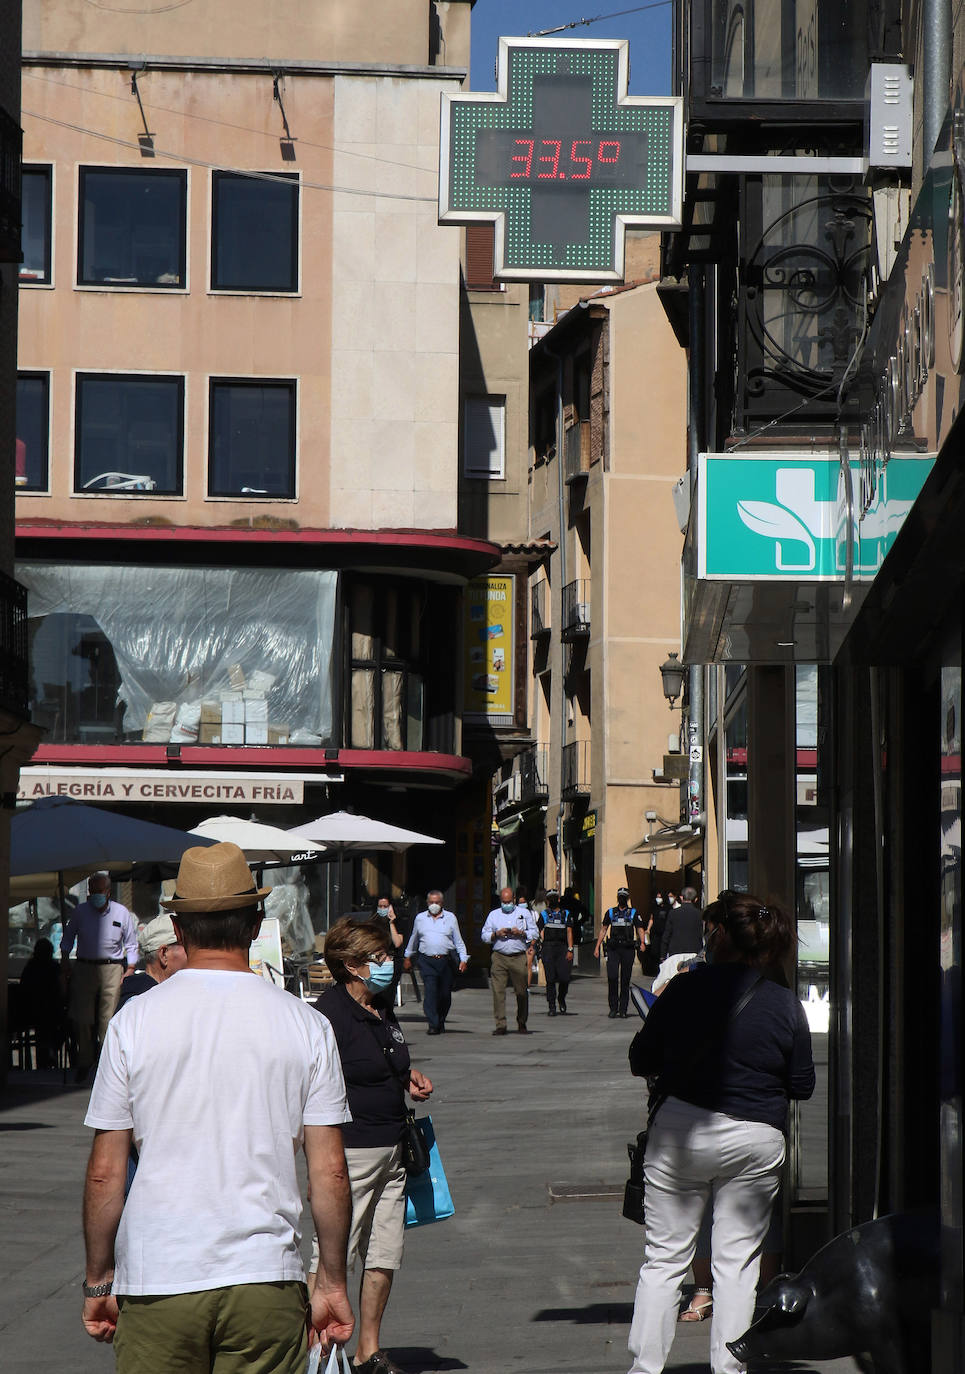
<box><xmin>622</xmin><ymin>974</ymin><xmax>764</xmax><ymax>1224</ymax></box>
<box><xmin>401</xmin><ymin>1110</ymin><xmax>431</xmax><ymax>1177</ymax></box>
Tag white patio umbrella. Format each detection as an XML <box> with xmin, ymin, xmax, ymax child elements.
<box><xmin>287</xmin><ymin>810</ymin><xmax>443</xmax><ymax>927</ymax></box>
<box><xmin>287</xmin><ymin>810</ymin><xmax>443</xmax><ymax>851</ymax></box>
<box><xmin>189</xmin><ymin>815</ymin><xmax>327</xmax><ymax>866</ymax></box>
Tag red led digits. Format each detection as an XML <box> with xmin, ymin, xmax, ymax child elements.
<box><xmin>536</xmin><ymin>139</ymin><xmax>562</xmax><ymax>178</ymax></box>
<box><xmin>570</xmin><ymin>141</ymin><xmax>593</xmax><ymax>179</ymax></box>
<box><xmin>509</xmin><ymin>137</ymin><xmax>622</xmax><ymax>178</ymax></box>
<box><xmin>510</xmin><ymin>138</ymin><xmax>535</xmax><ymax>178</ymax></box>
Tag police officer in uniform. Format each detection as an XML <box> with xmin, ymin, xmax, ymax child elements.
<box><xmin>537</xmin><ymin>890</ymin><xmax>574</xmax><ymax>1016</ymax></box>
<box><xmin>594</xmin><ymin>885</ymin><xmax>645</xmax><ymax>1018</ymax></box>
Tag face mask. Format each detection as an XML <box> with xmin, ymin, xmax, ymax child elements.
<box><xmin>377</xmin><ymin>906</ymin><xmax>390</xmax><ymax>916</ymax></box>
<box><xmin>655</xmin><ymin>897</ymin><xmax>663</xmax><ymax>905</ymax></box>
<box><xmin>363</xmin><ymin>960</ymin><xmax>396</xmax><ymax>992</ymax></box>
<box><xmin>618</xmin><ymin>897</ymin><xmax>628</xmax><ymax>907</ymax></box>
<box><xmin>90</xmin><ymin>892</ymin><xmax>109</xmax><ymax>911</ymax></box>
<box><xmin>428</xmin><ymin>902</ymin><xmax>442</xmax><ymax>915</ymax></box>
<box><xmin>501</xmin><ymin>902</ymin><xmax>515</xmax><ymax>914</ymax></box>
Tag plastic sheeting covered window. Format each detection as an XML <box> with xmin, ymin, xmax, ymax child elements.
<box><xmin>19</xmin><ymin>562</ymin><xmax>337</xmax><ymax>747</ymax></box>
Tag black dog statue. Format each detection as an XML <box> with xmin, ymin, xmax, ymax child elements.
<box><xmin>727</xmin><ymin>1211</ymin><xmax>938</xmax><ymax>1374</ymax></box>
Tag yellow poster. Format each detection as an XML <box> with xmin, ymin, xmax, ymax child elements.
<box><xmin>464</xmin><ymin>575</ymin><xmax>515</xmax><ymax>720</ymax></box>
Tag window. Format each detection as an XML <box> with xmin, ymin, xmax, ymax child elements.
<box><xmin>208</xmin><ymin>379</ymin><xmax>296</xmax><ymax>497</ymax></box>
<box><xmin>463</xmin><ymin>395</ymin><xmax>506</xmax><ymax>479</ymax></box>
<box><xmin>75</xmin><ymin>374</ymin><xmax>184</xmax><ymax>494</ymax></box>
<box><xmin>20</xmin><ymin>167</ymin><xmax>51</xmax><ymax>283</ymax></box>
<box><xmin>78</xmin><ymin>167</ymin><xmax>186</xmax><ymax>288</ymax></box>
<box><xmin>16</xmin><ymin>373</ymin><xmax>49</xmax><ymax>490</ymax></box>
<box><xmin>211</xmin><ymin>171</ymin><xmax>298</xmax><ymax>292</ymax></box>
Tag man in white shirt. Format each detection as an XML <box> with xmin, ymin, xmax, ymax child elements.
<box><xmin>61</xmin><ymin>872</ymin><xmax>139</xmax><ymax>1082</ymax></box>
<box><xmin>81</xmin><ymin>842</ymin><xmax>355</xmax><ymax>1373</ymax></box>
<box><xmin>481</xmin><ymin>887</ymin><xmax>538</xmax><ymax>1035</ymax></box>
<box><xmin>403</xmin><ymin>890</ymin><xmax>468</xmax><ymax>1035</ymax></box>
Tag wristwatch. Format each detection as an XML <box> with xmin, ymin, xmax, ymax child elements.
<box><xmin>82</xmin><ymin>1281</ymin><xmax>113</xmax><ymax>1298</ymax></box>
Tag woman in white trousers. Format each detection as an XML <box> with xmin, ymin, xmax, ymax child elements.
<box><xmin>626</xmin><ymin>892</ymin><xmax>814</xmax><ymax>1374</ymax></box>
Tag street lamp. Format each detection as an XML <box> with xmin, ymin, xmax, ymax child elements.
<box><xmin>659</xmin><ymin>651</ymin><xmax>686</xmax><ymax>709</ymax></box>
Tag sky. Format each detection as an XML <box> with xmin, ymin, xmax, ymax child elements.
<box><xmin>469</xmin><ymin>0</ymin><xmax>674</xmax><ymax>96</ymax></box>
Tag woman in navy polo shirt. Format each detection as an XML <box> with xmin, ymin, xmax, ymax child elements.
<box><xmin>312</xmin><ymin>919</ymin><xmax>433</xmax><ymax>1374</ymax></box>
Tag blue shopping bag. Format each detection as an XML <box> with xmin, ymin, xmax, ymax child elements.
<box><xmin>404</xmin><ymin>1116</ymin><xmax>454</xmax><ymax>1228</ymax></box>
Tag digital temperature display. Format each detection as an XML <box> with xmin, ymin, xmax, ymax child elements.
<box><xmin>439</xmin><ymin>38</ymin><xmax>682</xmax><ymax>282</ymax></box>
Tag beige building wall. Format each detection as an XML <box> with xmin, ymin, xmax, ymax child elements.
<box><xmin>23</xmin><ymin>0</ymin><xmax>433</xmax><ymax>68</ymax></box>
<box><xmin>597</xmin><ymin>282</ymin><xmax>687</xmax><ymax>914</ymax></box>
<box><xmin>329</xmin><ymin>74</ymin><xmax>463</xmax><ymax>530</ymax></box>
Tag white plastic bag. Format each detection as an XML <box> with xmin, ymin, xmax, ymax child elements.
<box><xmin>307</xmin><ymin>1345</ymin><xmax>352</xmax><ymax>1374</ymax></box>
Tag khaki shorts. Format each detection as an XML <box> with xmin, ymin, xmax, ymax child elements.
<box><xmin>114</xmin><ymin>1281</ymin><xmax>308</xmax><ymax>1374</ymax></box>
<box><xmin>311</xmin><ymin>1143</ymin><xmax>406</xmax><ymax>1275</ymax></box>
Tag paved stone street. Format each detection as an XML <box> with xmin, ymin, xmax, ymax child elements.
<box><xmin>1</xmin><ymin>976</ymin><xmax>857</xmax><ymax>1374</ymax></box>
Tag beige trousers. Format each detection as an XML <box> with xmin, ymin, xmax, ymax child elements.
<box><xmin>68</xmin><ymin>961</ymin><xmax>124</xmax><ymax>1069</ymax></box>
<box><xmin>490</xmin><ymin>950</ymin><xmax>529</xmax><ymax>1028</ymax></box>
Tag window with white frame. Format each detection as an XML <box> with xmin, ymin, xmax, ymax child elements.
<box><xmin>463</xmin><ymin>395</ymin><xmax>506</xmax><ymax>479</ymax></box>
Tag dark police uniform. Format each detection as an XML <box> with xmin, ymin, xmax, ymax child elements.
<box><xmin>538</xmin><ymin>905</ymin><xmax>573</xmax><ymax>1014</ymax></box>
<box><xmin>602</xmin><ymin>905</ymin><xmax>643</xmax><ymax>1016</ymax></box>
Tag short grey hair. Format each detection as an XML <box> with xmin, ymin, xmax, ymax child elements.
<box><xmin>681</xmin><ymin>885</ymin><xmax>698</xmax><ymax>903</ymax></box>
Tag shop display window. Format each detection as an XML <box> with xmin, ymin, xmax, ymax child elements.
<box><xmin>18</xmin><ymin>562</ymin><xmax>337</xmax><ymax>747</ymax></box>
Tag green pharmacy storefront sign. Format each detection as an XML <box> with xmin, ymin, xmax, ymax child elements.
<box><xmin>439</xmin><ymin>37</ymin><xmax>683</xmax><ymax>283</ymax></box>
<box><xmin>697</xmin><ymin>452</ymin><xmax>935</xmax><ymax>582</ymax></box>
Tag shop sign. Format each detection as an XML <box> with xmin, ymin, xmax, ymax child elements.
<box><xmin>697</xmin><ymin>451</ymin><xmax>934</xmax><ymax>581</ymax></box>
<box><xmin>582</xmin><ymin>810</ymin><xmax>597</xmax><ymax>838</ymax></box>
<box><xmin>439</xmin><ymin>37</ymin><xmax>683</xmax><ymax>282</ymax></box>
<box><xmin>463</xmin><ymin>574</ymin><xmax>515</xmax><ymax>723</ymax></box>
<box><xmin>18</xmin><ymin>769</ymin><xmax>305</xmax><ymax>805</ymax></box>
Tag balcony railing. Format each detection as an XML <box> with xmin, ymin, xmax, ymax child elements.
<box><xmin>0</xmin><ymin>569</ymin><xmax>29</xmax><ymax>720</ymax></box>
<box><xmin>561</xmin><ymin>579</ymin><xmax>591</xmax><ymax>641</ymax></box>
<box><xmin>564</xmin><ymin>421</ymin><xmax>589</xmax><ymax>483</ymax></box>
<box><xmin>530</xmin><ymin>578</ymin><xmax>550</xmax><ymax>638</ymax></box>
<box><xmin>519</xmin><ymin>743</ymin><xmax>549</xmax><ymax>803</ymax></box>
<box><xmin>562</xmin><ymin>739</ymin><xmax>591</xmax><ymax>797</ymax></box>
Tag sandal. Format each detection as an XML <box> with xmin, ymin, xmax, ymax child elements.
<box><xmin>678</xmin><ymin>1287</ymin><xmax>713</xmax><ymax>1322</ymax></box>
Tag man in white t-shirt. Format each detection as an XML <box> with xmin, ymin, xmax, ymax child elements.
<box><xmin>80</xmin><ymin>842</ymin><xmax>355</xmax><ymax>1373</ymax></box>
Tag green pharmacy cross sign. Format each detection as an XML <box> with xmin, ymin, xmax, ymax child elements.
<box><xmin>439</xmin><ymin>37</ymin><xmax>683</xmax><ymax>283</ymax></box>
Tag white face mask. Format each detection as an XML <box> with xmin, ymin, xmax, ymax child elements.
<box><xmin>428</xmin><ymin>902</ymin><xmax>442</xmax><ymax>915</ymax></box>
<box><xmin>377</xmin><ymin>905</ymin><xmax>390</xmax><ymax>915</ymax></box>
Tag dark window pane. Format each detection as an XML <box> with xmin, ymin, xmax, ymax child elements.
<box><xmin>20</xmin><ymin>167</ymin><xmax>51</xmax><ymax>283</ymax></box>
<box><xmin>75</xmin><ymin>374</ymin><xmax>183</xmax><ymax>494</ymax></box>
<box><xmin>212</xmin><ymin>172</ymin><xmax>298</xmax><ymax>292</ymax></box>
<box><xmin>79</xmin><ymin>168</ymin><xmax>186</xmax><ymax>287</ymax></box>
<box><xmin>209</xmin><ymin>380</ymin><xmax>295</xmax><ymax>497</ymax></box>
<box><xmin>16</xmin><ymin>373</ymin><xmax>49</xmax><ymax>490</ymax></box>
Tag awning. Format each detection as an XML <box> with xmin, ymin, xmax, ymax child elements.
<box><xmin>626</xmin><ymin>824</ymin><xmax>702</xmax><ymax>862</ymax></box>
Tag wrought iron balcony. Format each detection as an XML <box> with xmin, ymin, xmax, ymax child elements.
<box><xmin>564</xmin><ymin>421</ymin><xmax>589</xmax><ymax>484</ymax></box>
<box><xmin>530</xmin><ymin>578</ymin><xmax>550</xmax><ymax>638</ymax></box>
<box><xmin>561</xmin><ymin>579</ymin><xmax>591</xmax><ymax>641</ymax></box>
<box><xmin>0</xmin><ymin>569</ymin><xmax>29</xmax><ymax>720</ymax></box>
<box><xmin>518</xmin><ymin>743</ymin><xmax>549</xmax><ymax>803</ymax></box>
<box><xmin>562</xmin><ymin>739</ymin><xmax>591</xmax><ymax>798</ymax></box>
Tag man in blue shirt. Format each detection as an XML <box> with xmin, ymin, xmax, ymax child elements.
<box><xmin>61</xmin><ymin>872</ymin><xmax>138</xmax><ymax>1081</ymax></box>
<box><xmin>481</xmin><ymin>887</ymin><xmax>538</xmax><ymax>1036</ymax></box>
<box><xmin>403</xmin><ymin>891</ymin><xmax>468</xmax><ymax>1035</ymax></box>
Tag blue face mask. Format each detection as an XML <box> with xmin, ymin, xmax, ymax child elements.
<box><xmin>501</xmin><ymin>902</ymin><xmax>515</xmax><ymax>914</ymax></box>
<box><xmin>364</xmin><ymin>960</ymin><xmax>395</xmax><ymax>992</ymax></box>
<box><xmin>89</xmin><ymin>892</ymin><xmax>109</xmax><ymax>911</ymax></box>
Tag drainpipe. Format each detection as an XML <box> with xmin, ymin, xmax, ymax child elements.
<box><xmin>541</xmin><ymin>338</ymin><xmax>567</xmax><ymax>894</ymax></box>
<box><xmin>686</xmin><ymin>267</ymin><xmax>705</xmax><ymax>888</ymax></box>
<box><xmin>923</xmin><ymin>0</ymin><xmax>952</xmax><ymax>171</ymax></box>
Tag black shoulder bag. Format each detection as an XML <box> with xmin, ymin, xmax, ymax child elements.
<box><xmin>366</xmin><ymin>1014</ymin><xmax>430</xmax><ymax>1177</ymax></box>
<box><xmin>622</xmin><ymin>974</ymin><xmax>764</xmax><ymax>1224</ymax></box>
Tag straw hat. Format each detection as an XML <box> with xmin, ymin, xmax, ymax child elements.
<box><xmin>160</xmin><ymin>842</ymin><xmax>271</xmax><ymax>912</ymax></box>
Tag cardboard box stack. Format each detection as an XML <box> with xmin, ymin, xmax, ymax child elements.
<box><xmin>142</xmin><ymin>666</ymin><xmax>293</xmax><ymax>746</ymax></box>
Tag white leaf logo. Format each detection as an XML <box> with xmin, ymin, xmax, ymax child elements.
<box><xmin>736</xmin><ymin>501</ymin><xmax>816</xmax><ymax>573</ymax></box>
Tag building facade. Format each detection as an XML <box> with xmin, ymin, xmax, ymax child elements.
<box><xmin>486</xmin><ymin>245</ymin><xmax>689</xmax><ymax>930</ymax></box>
<box><xmin>12</xmin><ymin>1</ymin><xmax>502</xmax><ymax>955</ymax></box>
<box><xmin>667</xmin><ymin>0</ymin><xmax>965</xmax><ymax>1358</ymax></box>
